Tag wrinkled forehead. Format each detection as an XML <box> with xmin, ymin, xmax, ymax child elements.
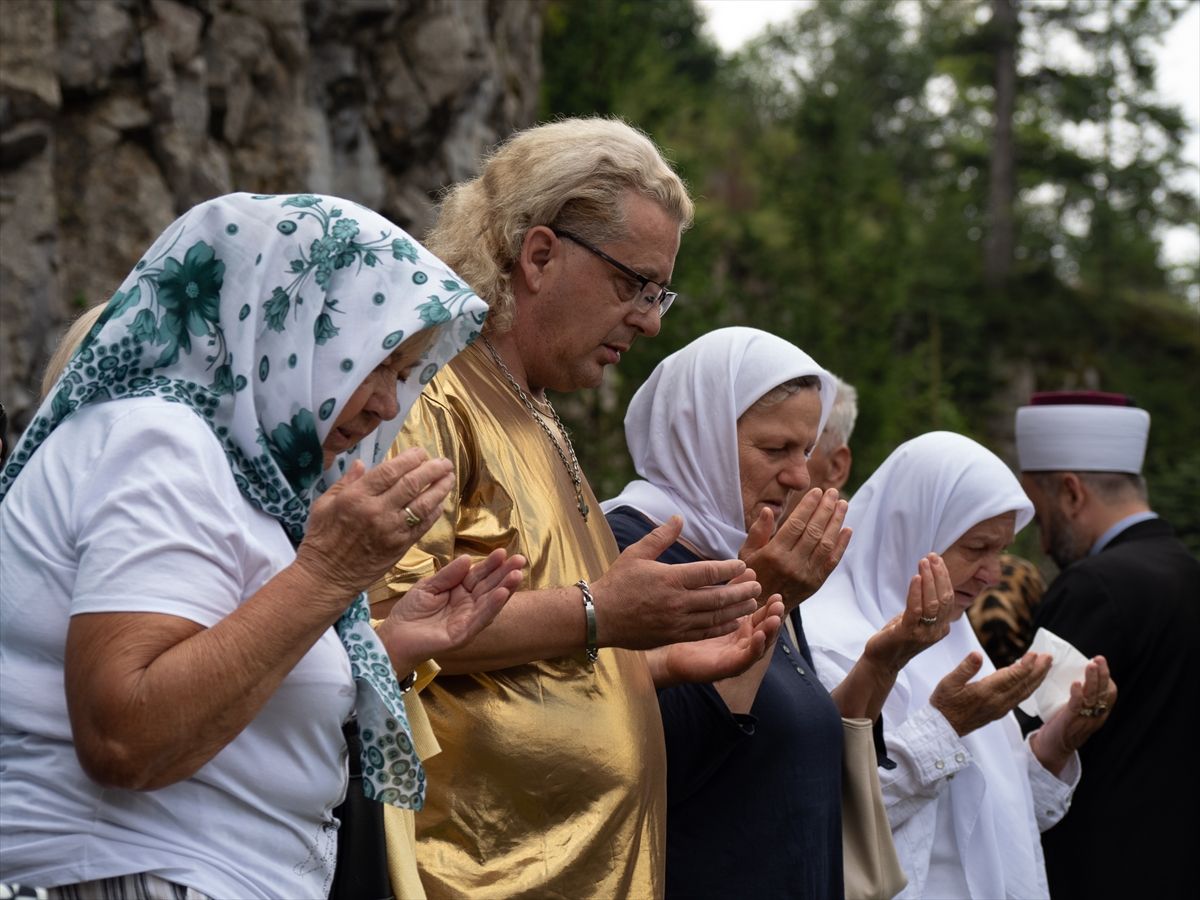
<box><xmin>954</xmin><ymin>510</ymin><xmax>1018</xmax><ymax>546</ymax></box>
<box><xmin>737</xmin><ymin>381</ymin><xmax>823</xmax><ymax>439</ymax></box>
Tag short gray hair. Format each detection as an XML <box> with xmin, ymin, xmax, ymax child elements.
<box><xmin>816</xmin><ymin>375</ymin><xmax>858</xmax><ymax>450</ymax></box>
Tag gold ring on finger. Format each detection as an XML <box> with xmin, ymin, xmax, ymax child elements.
<box><xmin>404</xmin><ymin>505</ymin><xmax>421</xmax><ymax>528</ymax></box>
<box><xmin>919</xmin><ymin>616</ymin><xmax>938</xmax><ymax>626</ymax></box>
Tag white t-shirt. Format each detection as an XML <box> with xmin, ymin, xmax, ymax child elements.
<box><xmin>0</xmin><ymin>399</ymin><xmax>356</xmax><ymax>899</ymax></box>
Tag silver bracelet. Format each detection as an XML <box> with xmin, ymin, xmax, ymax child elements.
<box><xmin>575</xmin><ymin>579</ymin><xmax>599</xmax><ymax>663</ymax></box>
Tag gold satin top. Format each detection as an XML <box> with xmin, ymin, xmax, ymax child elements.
<box><xmin>370</xmin><ymin>344</ymin><xmax>666</xmax><ymax>899</ymax></box>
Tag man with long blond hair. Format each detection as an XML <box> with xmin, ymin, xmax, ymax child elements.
<box><xmin>369</xmin><ymin>118</ymin><xmax>779</xmax><ymax>898</ymax></box>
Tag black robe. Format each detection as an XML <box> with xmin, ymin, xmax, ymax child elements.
<box><xmin>1031</xmin><ymin>517</ymin><xmax>1200</xmax><ymax>900</ymax></box>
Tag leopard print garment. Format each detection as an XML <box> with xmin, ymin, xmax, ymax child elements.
<box><xmin>967</xmin><ymin>554</ymin><xmax>1047</xmax><ymax>669</ymax></box>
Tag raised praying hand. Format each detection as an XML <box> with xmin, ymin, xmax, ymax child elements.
<box><xmin>829</xmin><ymin>553</ymin><xmax>955</xmax><ymax>721</ymax></box>
<box><xmin>1030</xmin><ymin>655</ymin><xmax>1117</xmax><ymax>776</ymax></box>
<box><xmin>931</xmin><ymin>650</ymin><xmax>1052</xmax><ymax>737</ymax></box>
<box><xmin>297</xmin><ymin>447</ymin><xmax>456</xmax><ymax>601</ymax></box>
<box><xmin>739</xmin><ymin>487</ymin><xmax>851</xmax><ymax>610</ymax></box>
<box><xmin>376</xmin><ymin>549</ymin><xmax>526</xmax><ymax>677</ymax></box>
<box><xmin>862</xmin><ymin>553</ymin><xmax>955</xmax><ymax>675</ymax></box>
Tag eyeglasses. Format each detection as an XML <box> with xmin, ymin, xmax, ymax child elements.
<box><xmin>554</xmin><ymin>229</ymin><xmax>676</xmax><ymax>317</ymax></box>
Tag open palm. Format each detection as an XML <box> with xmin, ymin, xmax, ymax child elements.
<box><xmin>378</xmin><ymin>549</ymin><xmax>525</xmax><ymax>674</ymax></box>
<box><xmin>658</xmin><ymin>598</ymin><xmax>785</xmax><ymax>685</ymax></box>
<box><xmin>862</xmin><ymin>553</ymin><xmax>955</xmax><ymax>672</ymax></box>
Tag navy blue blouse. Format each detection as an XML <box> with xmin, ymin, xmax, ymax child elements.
<box><xmin>607</xmin><ymin>506</ymin><xmax>844</xmax><ymax>900</ymax></box>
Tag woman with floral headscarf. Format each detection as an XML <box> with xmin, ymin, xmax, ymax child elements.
<box><xmin>0</xmin><ymin>193</ymin><xmax>524</xmax><ymax>899</ymax></box>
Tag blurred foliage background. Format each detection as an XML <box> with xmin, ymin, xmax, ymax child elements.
<box><xmin>540</xmin><ymin>0</ymin><xmax>1200</xmax><ymax>560</ymax></box>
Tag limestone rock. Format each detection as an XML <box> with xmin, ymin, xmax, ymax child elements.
<box><xmin>0</xmin><ymin>1</ymin><xmax>61</xmax><ymax>124</ymax></box>
<box><xmin>56</xmin><ymin>0</ymin><xmax>142</xmax><ymax>94</ymax></box>
<box><xmin>0</xmin><ymin>0</ymin><xmax>544</xmax><ymax>433</ymax></box>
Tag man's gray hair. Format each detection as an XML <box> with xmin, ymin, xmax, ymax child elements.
<box><xmin>817</xmin><ymin>374</ymin><xmax>858</xmax><ymax>450</ymax></box>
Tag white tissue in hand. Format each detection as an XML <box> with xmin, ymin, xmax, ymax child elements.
<box><xmin>1017</xmin><ymin>627</ymin><xmax>1090</xmax><ymax>721</ymax></box>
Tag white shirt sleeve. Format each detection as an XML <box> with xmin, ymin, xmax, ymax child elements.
<box><xmin>879</xmin><ymin>704</ymin><xmax>974</xmax><ymax>829</ymax></box>
<box><xmin>1025</xmin><ymin>731</ymin><xmax>1080</xmax><ymax>831</ymax></box>
<box><xmin>70</xmin><ymin>403</ymin><xmax>261</xmax><ymax>627</ymax></box>
<box><xmin>811</xmin><ymin>647</ymin><xmax>972</xmax><ymax>829</ymax></box>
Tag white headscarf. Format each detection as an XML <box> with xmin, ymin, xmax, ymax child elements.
<box><xmin>601</xmin><ymin>327</ymin><xmax>835</xmax><ymax>559</ymax></box>
<box><xmin>1</xmin><ymin>192</ymin><xmax>488</xmax><ymax>808</ymax></box>
<box><xmin>803</xmin><ymin>432</ymin><xmax>1042</xmax><ymax>897</ymax></box>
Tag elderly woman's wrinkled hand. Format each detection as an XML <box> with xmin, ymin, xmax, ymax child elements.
<box><xmin>931</xmin><ymin>651</ymin><xmax>1052</xmax><ymax>737</ymax></box>
<box><xmin>1030</xmin><ymin>655</ymin><xmax>1117</xmax><ymax>776</ymax></box>
<box><xmin>376</xmin><ymin>549</ymin><xmax>526</xmax><ymax>676</ymax></box>
<box><xmin>740</xmin><ymin>487</ymin><xmax>851</xmax><ymax>610</ymax></box>
<box><xmin>296</xmin><ymin>447</ymin><xmax>456</xmax><ymax>603</ymax></box>
<box><xmin>862</xmin><ymin>553</ymin><xmax>955</xmax><ymax>674</ymax></box>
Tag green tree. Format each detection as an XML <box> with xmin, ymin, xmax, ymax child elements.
<box><xmin>539</xmin><ymin>0</ymin><xmax>1199</xmax><ymax>547</ymax></box>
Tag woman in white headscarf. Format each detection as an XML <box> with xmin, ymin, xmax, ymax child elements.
<box><xmin>0</xmin><ymin>193</ymin><xmax>525</xmax><ymax>899</ymax></box>
<box><xmin>803</xmin><ymin>432</ymin><xmax>1116</xmax><ymax>899</ymax></box>
<box><xmin>603</xmin><ymin>328</ymin><xmax>958</xmax><ymax>900</ymax></box>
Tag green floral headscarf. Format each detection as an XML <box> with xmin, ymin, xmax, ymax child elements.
<box><xmin>0</xmin><ymin>192</ymin><xmax>488</xmax><ymax>808</ymax></box>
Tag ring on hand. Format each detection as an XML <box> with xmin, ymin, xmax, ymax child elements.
<box><xmin>403</xmin><ymin>505</ymin><xmax>421</xmax><ymax>528</ymax></box>
<box><xmin>1078</xmin><ymin>706</ymin><xmax>1101</xmax><ymax>717</ymax></box>
<box><xmin>919</xmin><ymin>616</ymin><xmax>939</xmax><ymax>626</ymax></box>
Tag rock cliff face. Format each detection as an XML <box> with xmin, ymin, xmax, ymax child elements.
<box><xmin>0</xmin><ymin>0</ymin><xmax>542</xmax><ymax>430</ymax></box>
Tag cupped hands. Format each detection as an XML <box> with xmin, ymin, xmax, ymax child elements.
<box><xmin>376</xmin><ymin>549</ymin><xmax>527</xmax><ymax>676</ymax></box>
<box><xmin>294</xmin><ymin>447</ymin><xmax>455</xmax><ymax>606</ymax></box>
<box><xmin>931</xmin><ymin>650</ymin><xmax>1052</xmax><ymax>737</ymax></box>
<box><xmin>862</xmin><ymin>553</ymin><xmax>955</xmax><ymax>675</ymax></box>
<box><xmin>740</xmin><ymin>487</ymin><xmax>851</xmax><ymax>610</ymax></box>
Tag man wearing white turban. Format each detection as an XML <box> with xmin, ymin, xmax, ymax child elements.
<box><xmin>1016</xmin><ymin>391</ymin><xmax>1200</xmax><ymax>900</ymax></box>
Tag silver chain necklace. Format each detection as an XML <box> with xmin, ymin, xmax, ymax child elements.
<box><xmin>481</xmin><ymin>335</ymin><xmax>589</xmax><ymax>521</ymax></box>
